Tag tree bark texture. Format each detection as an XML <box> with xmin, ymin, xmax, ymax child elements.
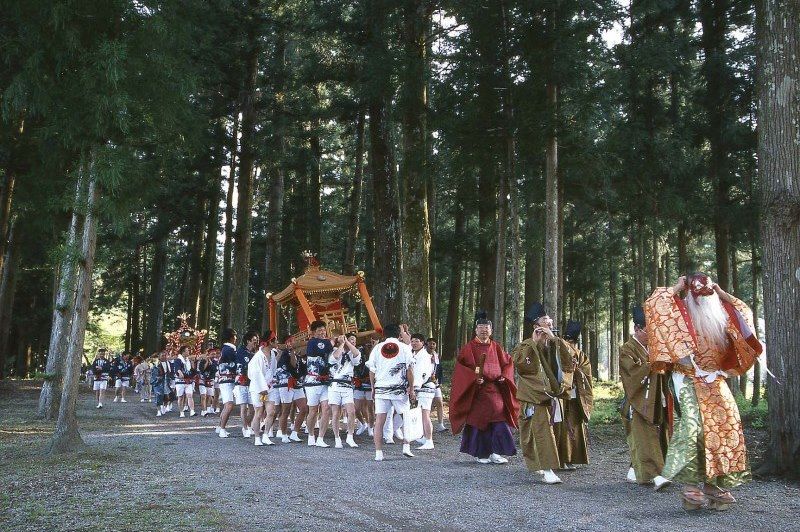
<box><xmin>443</xmin><ymin>206</ymin><xmax>466</xmax><ymax>359</ymax></box>
<box><xmin>144</xmin><ymin>237</ymin><xmax>167</xmax><ymax>355</ymax></box>
<box><xmin>39</xmin><ymin>174</ymin><xmax>86</xmax><ymax>419</ymax></box>
<box><xmin>369</xmin><ymin>97</ymin><xmax>403</xmax><ymax>325</ymax></box>
<box><xmin>544</xmin><ymin>83</ymin><xmax>560</xmax><ymax>331</ymax></box>
<box><xmin>343</xmin><ymin>111</ymin><xmax>365</xmax><ymax>276</ymax></box>
<box><xmin>221</xmin><ymin>112</ymin><xmax>239</xmax><ymax>330</ymax></box>
<box><xmin>400</xmin><ymin>0</ymin><xmax>433</xmax><ymax>336</ymax></box>
<box><xmin>230</xmin><ymin>0</ymin><xmax>262</xmax><ymax>336</ymax></box>
<box><xmin>758</xmin><ymin>0</ymin><xmax>800</xmax><ymax>478</ymax></box>
<box><xmin>0</xmin><ymin>222</ymin><xmax>19</xmax><ymax>378</ymax></box>
<box><xmin>49</xmin><ymin>175</ymin><xmax>100</xmax><ymax>454</ymax></box>
<box><xmin>699</xmin><ymin>0</ymin><xmax>733</xmax><ymax>291</ymax></box>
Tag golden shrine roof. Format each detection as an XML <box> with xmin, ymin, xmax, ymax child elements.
<box><xmin>270</xmin><ymin>265</ymin><xmax>362</xmax><ymax>305</ymax></box>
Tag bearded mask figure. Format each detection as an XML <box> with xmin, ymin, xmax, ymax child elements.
<box><xmin>684</xmin><ymin>274</ymin><xmax>730</xmax><ymax>354</ymax></box>
<box><xmin>644</xmin><ymin>272</ymin><xmax>763</xmax><ymax>511</ymax></box>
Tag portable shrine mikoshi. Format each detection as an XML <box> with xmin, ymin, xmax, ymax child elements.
<box><xmin>164</xmin><ymin>313</ymin><xmax>207</xmax><ymax>356</ymax></box>
<box><xmin>266</xmin><ymin>253</ymin><xmax>382</xmax><ymax>346</ymax></box>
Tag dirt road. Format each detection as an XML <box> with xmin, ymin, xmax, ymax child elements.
<box><xmin>1</xmin><ymin>380</ymin><xmax>797</xmax><ymax>531</ymax></box>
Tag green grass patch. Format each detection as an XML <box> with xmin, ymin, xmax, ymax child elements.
<box><xmin>589</xmin><ymin>380</ymin><xmax>624</xmax><ymax>427</ymax></box>
<box><xmin>737</xmin><ymin>391</ymin><xmax>768</xmax><ymax>429</ymax></box>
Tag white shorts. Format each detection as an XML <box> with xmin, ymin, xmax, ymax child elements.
<box><xmin>375</xmin><ymin>397</ymin><xmax>410</xmax><ymax>415</ymax></box>
<box><xmin>234</xmin><ymin>385</ymin><xmax>251</xmax><ymax>406</ymax></box>
<box><xmin>416</xmin><ymin>391</ymin><xmax>434</xmax><ymax>410</ymax></box>
<box><xmin>268</xmin><ymin>388</ymin><xmax>281</xmax><ymax>404</ymax></box>
<box><xmin>115</xmin><ymin>378</ymin><xmax>130</xmax><ymax>388</ymax></box>
<box><xmin>353</xmin><ymin>390</ymin><xmax>373</xmax><ymax>401</ymax></box>
<box><xmin>93</xmin><ymin>380</ymin><xmax>108</xmax><ymax>391</ymax></box>
<box><xmin>199</xmin><ymin>384</ymin><xmax>215</xmax><ymax>396</ymax></box>
<box><xmin>219</xmin><ymin>382</ymin><xmax>235</xmax><ymax>404</ymax></box>
<box><xmin>305</xmin><ymin>385</ymin><xmax>328</xmax><ymax>407</ymax></box>
<box><xmin>250</xmin><ymin>388</ymin><xmax>268</xmax><ymax>407</ymax></box>
<box><xmin>434</xmin><ymin>387</ymin><xmax>443</xmax><ymax>399</ymax></box>
<box><xmin>176</xmin><ymin>383</ymin><xmax>194</xmax><ymax>397</ymax></box>
<box><xmin>328</xmin><ymin>388</ymin><xmax>354</xmax><ymax>406</ymax></box>
<box><xmin>292</xmin><ymin>388</ymin><xmax>306</xmax><ymax>401</ymax></box>
<box><xmin>272</xmin><ymin>387</ymin><xmax>294</xmax><ymax>405</ymax></box>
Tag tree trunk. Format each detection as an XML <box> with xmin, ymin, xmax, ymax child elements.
<box><xmin>343</xmin><ymin>111</ymin><xmax>365</xmax><ymax>275</ymax></box>
<box><xmin>144</xmin><ymin>238</ymin><xmax>168</xmax><ymax>355</ymax></box>
<box><xmin>369</xmin><ymin>97</ymin><xmax>403</xmax><ymax>325</ymax></box>
<box><xmin>730</xmin><ymin>243</ymin><xmax>746</xmax><ymax>396</ymax></box>
<box><xmin>443</xmin><ymin>207</ymin><xmax>466</xmax><ymax>359</ymax></box>
<box><xmin>0</xmin><ymin>174</ymin><xmax>16</xmax><ymax>276</ymax></box>
<box><xmin>622</xmin><ymin>281</ymin><xmax>630</xmax><ymax>342</ymax></box>
<box><xmin>677</xmin><ymin>222</ymin><xmax>689</xmax><ymax>274</ymax></box>
<box><xmin>221</xmin><ymin>112</ymin><xmax>239</xmax><ymax>330</ymax></box>
<box><xmin>400</xmin><ymin>0</ymin><xmax>433</xmax><ymax>336</ymax></box>
<box><xmin>750</xmin><ymin>237</ymin><xmax>761</xmax><ymax>406</ymax></box>
<box><xmin>700</xmin><ymin>0</ymin><xmax>732</xmax><ymax>291</ymax></box>
<box><xmin>523</xmin><ymin>229</ymin><xmax>543</xmax><ymax>339</ymax></box>
<box><xmin>198</xmin><ymin>172</ymin><xmax>221</xmax><ymax>332</ymax></box>
<box><xmin>494</xmin><ymin>164</ymin><xmax>508</xmax><ymax>344</ymax></box>
<box><xmin>0</xmin><ymin>222</ymin><xmax>19</xmax><ymax>378</ymax></box>
<box><xmin>544</xmin><ymin>82</ymin><xmax>560</xmax><ymax>331</ymax></box>
<box><xmin>49</xmin><ymin>174</ymin><xmax>100</xmax><ymax>454</ymax></box>
<box><xmin>262</xmin><ymin>155</ymin><xmax>285</xmax><ymax>334</ymax></box>
<box><xmin>477</xmin><ymin>165</ymin><xmax>498</xmax><ymax>319</ymax></box>
<box><xmin>758</xmin><ymin>0</ymin><xmax>800</xmax><ymax>477</ymax></box>
<box><xmin>461</xmin><ymin>264</ymin><xmax>476</xmax><ymax>345</ymax></box>
<box><xmin>39</xmin><ymin>174</ymin><xmax>86</xmax><ymax>419</ymax></box>
<box><xmin>308</xmin><ymin>120</ymin><xmax>323</xmax><ymax>256</ymax></box>
<box><xmin>609</xmin><ymin>267</ymin><xmax>618</xmax><ymax>381</ymax></box>
<box><xmin>506</xmin><ymin>182</ymin><xmax>522</xmax><ymax>348</ymax></box>
<box><xmin>131</xmin><ymin>244</ymin><xmax>142</xmax><ymax>351</ymax></box>
<box><xmin>230</xmin><ymin>0</ymin><xmax>261</xmax><ymax>336</ymax></box>
<box><xmin>650</xmin><ymin>228</ymin><xmax>658</xmax><ymax>294</ymax></box>
<box><xmin>428</xmin><ymin>161</ymin><xmax>438</xmax><ymax>340</ymax></box>
<box><xmin>591</xmin><ymin>294</ymin><xmax>599</xmax><ymax>379</ymax></box>
<box><xmin>727</xmin><ymin>241</ymin><xmax>741</xmax><ymax>395</ymax></box>
<box><xmin>557</xmin><ymin>188</ymin><xmax>565</xmax><ymax>329</ymax></box>
<box><xmin>186</xmin><ymin>206</ymin><xmax>205</xmax><ymax>321</ymax></box>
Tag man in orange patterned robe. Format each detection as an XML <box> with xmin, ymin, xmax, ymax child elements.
<box><xmin>645</xmin><ymin>273</ymin><xmax>762</xmax><ymax>511</ymax></box>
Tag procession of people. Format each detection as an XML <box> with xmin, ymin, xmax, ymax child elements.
<box><xmin>86</xmin><ymin>271</ymin><xmax>762</xmax><ymax>513</ymax></box>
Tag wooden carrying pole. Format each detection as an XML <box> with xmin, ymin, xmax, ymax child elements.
<box><xmin>294</xmin><ymin>285</ymin><xmax>317</xmax><ymax>327</ymax></box>
<box><xmin>357</xmin><ymin>277</ymin><xmax>382</xmax><ymax>334</ymax></box>
<box><xmin>267</xmin><ymin>294</ymin><xmax>278</xmax><ymax>339</ymax></box>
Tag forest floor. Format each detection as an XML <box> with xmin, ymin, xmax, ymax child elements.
<box><xmin>0</xmin><ymin>380</ymin><xmax>798</xmax><ymax>532</ymax></box>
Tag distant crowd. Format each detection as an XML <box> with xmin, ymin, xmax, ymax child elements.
<box><xmin>85</xmin><ymin>322</ymin><xmax>448</xmax><ymax>458</ymax></box>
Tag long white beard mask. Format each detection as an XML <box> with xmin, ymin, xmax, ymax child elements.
<box><xmin>686</xmin><ymin>291</ymin><xmax>730</xmax><ymax>352</ymax></box>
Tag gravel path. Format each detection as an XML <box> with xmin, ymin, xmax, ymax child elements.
<box><xmin>1</xmin><ymin>381</ymin><xmax>798</xmax><ymax>531</ymax></box>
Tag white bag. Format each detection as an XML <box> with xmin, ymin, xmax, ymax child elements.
<box><xmin>403</xmin><ymin>405</ymin><xmax>424</xmax><ymax>442</ymax></box>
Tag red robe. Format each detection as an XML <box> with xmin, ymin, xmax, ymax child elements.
<box><xmin>449</xmin><ymin>338</ymin><xmax>520</xmax><ymax>434</ymax></box>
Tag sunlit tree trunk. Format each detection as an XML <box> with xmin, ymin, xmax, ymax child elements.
<box><xmin>400</xmin><ymin>0</ymin><xmax>433</xmax><ymax>335</ymax></box>
<box><xmin>38</xmin><ymin>173</ymin><xmax>85</xmax><ymax>419</ymax></box>
<box><xmin>221</xmin><ymin>112</ymin><xmax>239</xmax><ymax>330</ymax></box>
<box><xmin>343</xmin><ymin>110</ymin><xmax>365</xmax><ymax>276</ymax></box>
<box><xmin>230</xmin><ymin>0</ymin><xmax>262</xmax><ymax>335</ymax></box>
<box><xmin>49</xmin><ymin>173</ymin><xmax>100</xmax><ymax>454</ymax></box>
<box><xmin>544</xmin><ymin>82</ymin><xmax>560</xmax><ymax>330</ymax></box>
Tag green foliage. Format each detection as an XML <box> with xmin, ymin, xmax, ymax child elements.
<box><xmin>589</xmin><ymin>381</ymin><xmax>625</xmax><ymax>427</ymax></box>
<box><xmin>0</xmin><ymin>0</ymin><xmax>760</xmax><ymax>380</ymax></box>
<box><xmin>737</xmin><ymin>390</ymin><xmax>767</xmax><ymax>429</ymax></box>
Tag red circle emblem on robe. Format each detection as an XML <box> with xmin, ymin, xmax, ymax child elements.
<box><xmin>381</xmin><ymin>343</ymin><xmax>399</xmax><ymax>359</ymax></box>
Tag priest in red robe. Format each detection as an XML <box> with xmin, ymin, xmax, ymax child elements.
<box><xmin>449</xmin><ymin>311</ymin><xmax>520</xmax><ymax>464</ymax></box>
